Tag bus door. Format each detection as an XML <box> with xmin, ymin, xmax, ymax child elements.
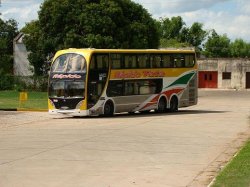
<box><xmin>87</xmin><ymin>53</ymin><xmax>109</xmax><ymax>109</ymax></box>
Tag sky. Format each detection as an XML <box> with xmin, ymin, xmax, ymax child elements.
<box><xmin>1</xmin><ymin>0</ymin><xmax>250</xmax><ymax>42</ymax></box>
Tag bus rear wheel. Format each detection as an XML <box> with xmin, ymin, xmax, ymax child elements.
<box><xmin>103</xmin><ymin>101</ymin><xmax>114</xmax><ymax>117</ymax></box>
<box><xmin>169</xmin><ymin>96</ymin><xmax>178</xmax><ymax>112</ymax></box>
<box><xmin>157</xmin><ymin>97</ymin><xmax>166</xmax><ymax>113</ymax></box>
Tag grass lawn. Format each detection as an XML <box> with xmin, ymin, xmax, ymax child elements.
<box><xmin>0</xmin><ymin>90</ymin><xmax>48</xmax><ymax>110</ymax></box>
<box><xmin>212</xmin><ymin>139</ymin><xmax>250</xmax><ymax>187</ymax></box>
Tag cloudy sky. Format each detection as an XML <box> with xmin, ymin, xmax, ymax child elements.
<box><xmin>1</xmin><ymin>0</ymin><xmax>250</xmax><ymax>42</ymax></box>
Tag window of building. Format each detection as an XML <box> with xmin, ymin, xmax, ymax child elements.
<box><xmin>209</xmin><ymin>74</ymin><xmax>212</xmax><ymax>81</ymax></box>
<box><xmin>204</xmin><ymin>74</ymin><xmax>207</xmax><ymax>80</ymax></box>
<box><xmin>222</xmin><ymin>72</ymin><xmax>231</xmax><ymax>80</ymax></box>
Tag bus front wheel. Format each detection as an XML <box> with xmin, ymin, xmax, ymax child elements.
<box><xmin>103</xmin><ymin>101</ymin><xmax>114</xmax><ymax>116</ymax></box>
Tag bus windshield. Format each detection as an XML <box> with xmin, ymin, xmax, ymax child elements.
<box><xmin>49</xmin><ymin>80</ymin><xmax>85</xmax><ymax>98</ymax></box>
<box><xmin>51</xmin><ymin>53</ymin><xmax>86</xmax><ymax>73</ymax></box>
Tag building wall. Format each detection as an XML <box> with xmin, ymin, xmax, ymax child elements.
<box><xmin>198</xmin><ymin>58</ymin><xmax>250</xmax><ymax>89</ymax></box>
<box><xmin>13</xmin><ymin>34</ymin><xmax>34</xmax><ymax>76</ymax></box>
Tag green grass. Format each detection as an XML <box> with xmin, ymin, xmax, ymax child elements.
<box><xmin>0</xmin><ymin>90</ymin><xmax>48</xmax><ymax>110</ymax></box>
<box><xmin>212</xmin><ymin>139</ymin><xmax>250</xmax><ymax>187</ymax></box>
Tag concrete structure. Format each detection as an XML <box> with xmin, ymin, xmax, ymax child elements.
<box><xmin>198</xmin><ymin>58</ymin><xmax>250</xmax><ymax>89</ymax></box>
<box><xmin>13</xmin><ymin>33</ymin><xmax>34</xmax><ymax>76</ymax></box>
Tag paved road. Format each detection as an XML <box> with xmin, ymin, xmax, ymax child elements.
<box><xmin>0</xmin><ymin>90</ymin><xmax>250</xmax><ymax>187</ymax></box>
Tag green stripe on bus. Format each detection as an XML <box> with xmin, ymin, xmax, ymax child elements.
<box><xmin>166</xmin><ymin>72</ymin><xmax>195</xmax><ymax>88</ymax></box>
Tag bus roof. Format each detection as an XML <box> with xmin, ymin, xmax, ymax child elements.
<box><xmin>56</xmin><ymin>48</ymin><xmax>196</xmax><ymax>55</ymax></box>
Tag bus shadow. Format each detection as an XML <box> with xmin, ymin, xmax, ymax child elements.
<box><xmin>55</xmin><ymin>109</ymin><xmax>228</xmax><ymax>119</ymax></box>
<box><xmin>112</xmin><ymin>109</ymin><xmax>228</xmax><ymax>118</ymax></box>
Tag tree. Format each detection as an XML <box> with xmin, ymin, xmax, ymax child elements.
<box><xmin>159</xmin><ymin>16</ymin><xmax>185</xmax><ymax>40</ymax></box>
<box><xmin>157</xmin><ymin>17</ymin><xmax>207</xmax><ymax>50</ymax></box>
<box><xmin>203</xmin><ymin>30</ymin><xmax>231</xmax><ymax>57</ymax></box>
<box><xmin>180</xmin><ymin>22</ymin><xmax>207</xmax><ymax>50</ymax></box>
<box><xmin>21</xmin><ymin>20</ymin><xmax>46</xmax><ymax>75</ymax></box>
<box><xmin>23</xmin><ymin>0</ymin><xmax>160</xmax><ymax>75</ymax></box>
<box><xmin>0</xmin><ymin>18</ymin><xmax>18</xmax><ymax>74</ymax></box>
<box><xmin>230</xmin><ymin>39</ymin><xmax>250</xmax><ymax>58</ymax></box>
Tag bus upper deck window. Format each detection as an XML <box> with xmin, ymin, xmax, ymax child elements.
<box><xmin>185</xmin><ymin>55</ymin><xmax>195</xmax><ymax>67</ymax></box>
<box><xmin>52</xmin><ymin>55</ymin><xmax>67</xmax><ymax>72</ymax></box>
<box><xmin>52</xmin><ymin>54</ymin><xmax>86</xmax><ymax>73</ymax></box>
<box><xmin>67</xmin><ymin>55</ymin><xmax>86</xmax><ymax>72</ymax></box>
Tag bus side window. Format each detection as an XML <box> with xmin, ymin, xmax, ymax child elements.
<box><xmin>90</xmin><ymin>56</ymin><xmax>96</xmax><ymax>70</ymax></box>
<box><xmin>138</xmin><ymin>54</ymin><xmax>149</xmax><ymax>68</ymax></box>
<box><xmin>162</xmin><ymin>54</ymin><xmax>171</xmax><ymax>68</ymax></box>
<box><xmin>131</xmin><ymin>55</ymin><xmax>137</xmax><ymax>68</ymax></box>
<box><xmin>111</xmin><ymin>53</ymin><xmax>122</xmax><ymax>69</ymax></box>
<box><xmin>124</xmin><ymin>55</ymin><xmax>130</xmax><ymax>68</ymax></box>
<box><xmin>107</xmin><ymin>81</ymin><xmax>123</xmax><ymax>97</ymax></box>
<box><xmin>174</xmin><ymin>55</ymin><xmax>185</xmax><ymax>68</ymax></box>
<box><xmin>151</xmin><ymin>55</ymin><xmax>162</xmax><ymax>68</ymax></box>
<box><xmin>96</xmin><ymin>55</ymin><xmax>108</xmax><ymax>69</ymax></box>
<box><xmin>124</xmin><ymin>55</ymin><xmax>137</xmax><ymax>69</ymax></box>
<box><xmin>125</xmin><ymin>82</ymin><xmax>134</xmax><ymax>95</ymax></box>
<box><xmin>185</xmin><ymin>54</ymin><xmax>195</xmax><ymax>67</ymax></box>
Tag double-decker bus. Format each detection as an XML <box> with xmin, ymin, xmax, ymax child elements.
<box><xmin>48</xmin><ymin>48</ymin><xmax>198</xmax><ymax>116</ymax></box>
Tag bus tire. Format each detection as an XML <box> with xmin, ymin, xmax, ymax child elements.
<box><xmin>169</xmin><ymin>96</ymin><xmax>178</xmax><ymax>112</ymax></box>
<box><xmin>103</xmin><ymin>101</ymin><xmax>114</xmax><ymax>116</ymax></box>
<box><xmin>157</xmin><ymin>97</ymin><xmax>166</xmax><ymax>113</ymax></box>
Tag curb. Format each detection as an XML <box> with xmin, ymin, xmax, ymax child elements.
<box><xmin>0</xmin><ymin>108</ymin><xmax>47</xmax><ymax>112</ymax></box>
<box><xmin>17</xmin><ymin>108</ymin><xmax>48</xmax><ymax>112</ymax></box>
<box><xmin>0</xmin><ymin>109</ymin><xmax>17</xmax><ymax>111</ymax></box>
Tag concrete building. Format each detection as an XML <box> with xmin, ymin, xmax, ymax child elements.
<box><xmin>13</xmin><ymin>33</ymin><xmax>34</xmax><ymax>76</ymax></box>
<box><xmin>198</xmin><ymin>58</ymin><xmax>250</xmax><ymax>89</ymax></box>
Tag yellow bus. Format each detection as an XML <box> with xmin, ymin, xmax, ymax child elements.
<box><xmin>48</xmin><ymin>48</ymin><xmax>198</xmax><ymax>116</ymax></box>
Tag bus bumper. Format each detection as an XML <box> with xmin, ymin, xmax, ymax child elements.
<box><xmin>49</xmin><ymin>109</ymin><xmax>89</xmax><ymax>116</ymax></box>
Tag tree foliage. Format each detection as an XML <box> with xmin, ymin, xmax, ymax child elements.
<box><xmin>230</xmin><ymin>39</ymin><xmax>250</xmax><ymax>58</ymax></box>
<box><xmin>157</xmin><ymin>16</ymin><xmax>207</xmax><ymax>51</ymax></box>
<box><xmin>203</xmin><ymin>30</ymin><xmax>231</xmax><ymax>57</ymax></box>
<box><xmin>158</xmin><ymin>16</ymin><xmax>185</xmax><ymax>40</ymax></box>
<box><xmin>23</xmin><ymin>0</ymin><xmax>159</xmax><ymax>75</ymax></box>
<box><xmin>0</xmin><ymin>18</ymin><xmax>18</xmax><ymax>74</ymax></box>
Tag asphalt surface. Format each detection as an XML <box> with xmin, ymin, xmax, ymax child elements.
<box><xmin>0</xmin><ymin>90</ymin><xmax>250</xmax><ymax>187</ymax></box>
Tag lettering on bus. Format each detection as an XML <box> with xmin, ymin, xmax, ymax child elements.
<box><xmin>114</xmin><ymin>70</ymin><xmax>165</xmax><ymax>79</ymax></box>
<box><xmin>115</xmin><ymin>71</ymin><xmax>141</xmax><ymax>79</ymax></box>
<box><xmin>142</xmin><ymin>71</ymin><xmax>165</xmax><ymax>77</ymax></box>
<box><xmin>52</xmin><ymin>74</ymin><xmax>82</xmax><ymax>79</ymax></box>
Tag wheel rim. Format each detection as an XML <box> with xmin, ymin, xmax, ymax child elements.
<box><xmin>104</xmin><ymin>102</ymin><xmax>113</xmax><ymax>116</ymax></box>
<box><xmin>104</xmin><ymin>104</ymin><xmax>111</xmax><ymax>114</ymax></box>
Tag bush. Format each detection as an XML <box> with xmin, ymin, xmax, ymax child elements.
<box><xmin>0</xmin><ymin>75</ymin><xmax>48</xmax><ymax>91</ymax></box>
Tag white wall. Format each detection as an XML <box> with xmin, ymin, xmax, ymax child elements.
<box><xmin>13</xmin><ymin>35</ymin><xmax>34</xmax><ymax>76</ymax></box>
